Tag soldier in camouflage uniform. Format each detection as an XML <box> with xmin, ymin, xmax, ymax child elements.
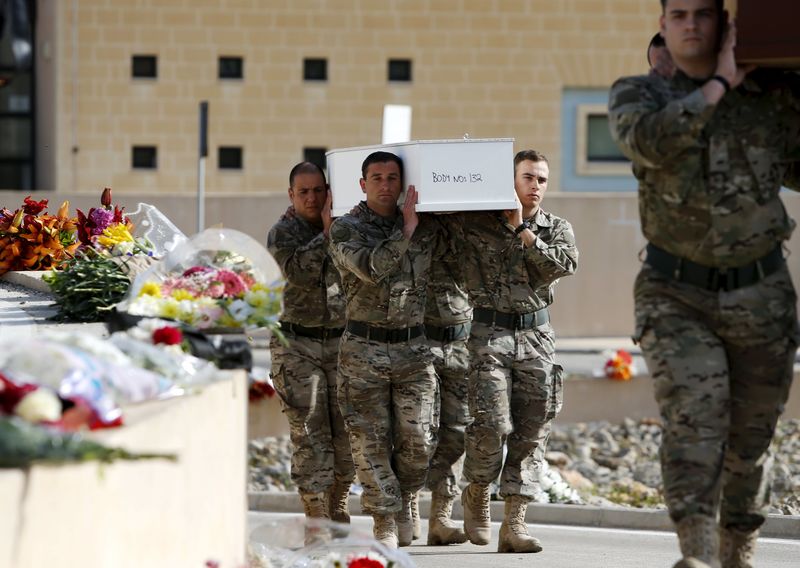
<box><xmin>267</xmin><ymin>162</ymin><xmax>354</xmax><ymax>531</ymax></box>
<box><xmin>609</xmin><ymin>2</ymin><xmax>800</xmax><ymax>567</ymax></box>
<box><xmin>329</xmin><ymin>151</ymin><xmax>439</xmax><ymax>549</ymax></box>
<box><xmin>451</xmin><ymin>150</ymin><xmax>578</xmax><ymax>553</ymax></box>
<box><xmin>422</xmin><ymin>216</ymin><xmax>472</xmax><ymax>546</ymax></box>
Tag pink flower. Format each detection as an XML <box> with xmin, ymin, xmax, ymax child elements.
<box><xmin>206</xmin><ymin>282</ymin><xmax>225</xmax><ymax>298</ymax></box>
<box><xmin>215</xmin><ymin>269</ymin><xmax>247</xmax><ymax>297</ymax></box>
<box><xmin>182</xmin><ymin>265</ymin><xmax>213</xmax><ymax>277</ymax></box>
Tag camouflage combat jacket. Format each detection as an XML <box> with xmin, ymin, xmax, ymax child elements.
<box><xmin>609</xmin><ymin>69</ymin><xmax>800</xmax><ymax>267</ymax></box>
<box><xmin>267</xmin><ymin>215</ymin><xmax>345</xmax><ymax>328</ymax></box>
<box><xmin>424</xmin><ymin>216</ymin><xmax>472</xmax><ymax>328</ymax></box>
<box><xmin>452</xmin><ymin>209</ymin><xmax>578</xmax><ymax>313</ymax></box>
<box><xmin>329</xmin><ymin>201</ymin><xmax>437</xmax><ymax>328</ymax></box>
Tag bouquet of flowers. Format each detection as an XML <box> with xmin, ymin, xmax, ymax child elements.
<box><xmin>75</xmin><ymin>187</ymin><xmax>154</xmax><ymax>258</ymax></box>
<box><xmin>249</xmin><ymin>517</ymin><xmax>415</xmax><ymax>568</ymax></box>
<box><xmin>44</xmin><ymin>189</ymin><xmax>184</xmax><ymax>322</ymax></box>
<box><xmin>119</xmin><ymin>229</ymin><xmax>283</xmax><ymax>332</ymax></box>
<box><xmin>0</xmin><ymin>196</ymin><xmax>79</xmax><ymax>275</ymax></box>
<box><xmin>603</xmin><ymin>349</ymin><xmax>636</xmax><ymax>381</ymax></box>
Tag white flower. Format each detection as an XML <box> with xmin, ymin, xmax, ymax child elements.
<box><xmin>228</xmin><ymin>299</ymin><xmax>255</xmax><ymax>322</ymax></box>
<box><xmin>244</xmin><ymin>288</ymin><xmax>270</xmax><ymax>308</ymax></box>
<box><xmin>14</xmin><ymin>388</ymin><xmax>62</xmax><ymax>422</ymax></box>
<box><xmin>112</xmin><ymin>241</ymin><xmax>135</xmax><ymax>256</ymax></box>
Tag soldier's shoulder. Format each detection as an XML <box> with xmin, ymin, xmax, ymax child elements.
<box><xmin>610</xmin><ymin>73</ymin><xmax>661</xmax><ymax>93</ymax></box>
<box><xmin>329</xmin><ymin>214</ymin><xmax>361</xmax><ymax>241</ymax></box>
<box><xmin>540</xmin><ymin>209</ymin><xmax>573</xmax><ymax>231</ymax></box>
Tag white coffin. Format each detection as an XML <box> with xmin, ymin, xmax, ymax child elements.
<box><xmin>326</xmin><ymin>138</ymin><xmax>516</xmax><ymax>217</ymax></box>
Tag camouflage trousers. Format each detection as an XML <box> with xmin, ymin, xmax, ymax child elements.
<box><xmin>337</xmin><ymin>331</ymin><xmax>439</xmax><ymax>515</ymax></box>
<box><xmin>426</xmin><ymin>336</ymin><xmax>472</xmax><ymax>498</ymax></box>
<box><xmin>634</xmin><ymin>264</ymin><xmax>798</xmax><ymax>530</ymax></box>
<box><xmin>463</xmin><ymin>320</ymin><xmax>564</xmax><ymax>499</ymax></box>
<box><xmin>269</xmin><ymin>332</ymin><xmax>354</xmax><ymax>494</ymax></box>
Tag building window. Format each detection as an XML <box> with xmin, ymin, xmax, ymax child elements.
<box><xmin>0</xmin><ymin>0</ymin><xmax>36</xmax><ymax>190</ymax></box>
<box><xmin>559</xmin><ymin>89</ymin><xmax>636</xmax><ymax>191</ymax></box>
<box><xmin>132</xmin><ymin>146</ymin><xmax>157</xmax><ymax>169</ymax></box>
<box><xmin>218</xmin><ymin>146</ymin><xmax>243</xmax><ymax>170</ymax></box>
<box><xmin>219</xmin><ymin>56</ymin><xmax>243</xmax><ymax>80</ymax></box>
<box><xmin>303</xmin><ymin>147</ymin><xmax>327</xmax><ymax>171</ymax></box>
<box><xmin>303</xmin><ymin>58</ymin><xmax>327</xmax><ymax>81</ymax></box>
<box><xmin>575</xmin><ymin>103</ymin><xmax>629</xmax><ymax>176</ymax></box>
<box><xmin>388</xmin><ymin>59</ymin><xmax>412</xmax><ymax>82</ymax></box>
<box><xmin>131</xmin><ymin>55</ymin><xmax>157</xmax><ymax>79</ymax></box>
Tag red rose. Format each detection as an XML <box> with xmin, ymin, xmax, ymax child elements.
<box><xmin>152</xmin><ymin>326</ymin><xmax>184</xmax><ymax>345</ymax></box>
<box><xmin>348</xmin><ymin>558</ymin><xmax>385</xmax><ymax>568</ymax></box>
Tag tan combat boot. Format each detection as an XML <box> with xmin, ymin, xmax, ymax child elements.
<box><xmin>396</xmin><ymin>491</ymin><xmax>416</xmax><ymax>546</ymax></box>
<box><xmin>373</xmin><ymin>513</ymin><xmax>398</xmax><ymax>549</ymax></box>
<box><xmin>327</xmin><ymin>479</ymin><xmax>351</xmax><ymax>524</ymax></box>
<box><xmin>427</xmin><ymin>492</ymin><xmax>468</xmax><ymax>545</ymax></box>
<box><xmin>497</xmin><ymin>495</ymin><xmax>542</xmax><ymax>553</ymax></box>
<box><xmin>719</xmin><ymin>527</ymin><xmax>758</xmax><ymax>568</ymax></box>
<box><xmin>300</xmin><ymin>492</ymin><xmax>330</xmax><ymax>546</ymax></box>
<box><xmin>410</xmin><ymin>491</ymin><xmax>422</xmax><ymax>540</ymax></box>
<box><xmin>461</xmin><ymin>482</ymin><xmax>492</xmax><ymax>545</ymax></box>
<box><xmin>673</xmin><ymin>515</ymin><xmax>720</xmax><ymax>568</ymax></box>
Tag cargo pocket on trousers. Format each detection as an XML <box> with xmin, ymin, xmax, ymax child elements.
<box><xmin>545</xmin><ymin>364</ymin><xmax>564</xmax><ymax>422</ymax></box>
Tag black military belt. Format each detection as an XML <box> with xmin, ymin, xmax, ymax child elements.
<box><xmin>473</xmin><ymin>307</ymin><xmax>549</xmax><ymax>330</ymax></box>
<box><xmin>425</xmin><ymin>322</ymin><xmax>471</xmax><ymax>343</ymax></box>
<box><xmin>346</xmin><ymin>321</ymin><xmax>425</xmax><ymax>343</ymax></box>
<box><xmin>280</xmin><ymin>322</ymin><xmax>345</xmax><ymax>340</ymax></box>
<box><xmin>645</xmin><ymin>243</ymin><xmax>784</xmax><ymax>292</ymax></box>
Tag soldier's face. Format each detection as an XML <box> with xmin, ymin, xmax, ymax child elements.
<box><xmin>660</xmin><ymin>0</ymin><xmax>720</xmax><ymax>62</ymax></box>
<box><xmin>514</xmin><ymin>159</ymin><xmax>549</xmax><ymax>214</ymax></box>
<box><xmin>360</xmin><ymin>161</ymin><xmax>402</xmax><ymax>214</ymax></box>
<box><xmin>288</xmin><ymin>172</ymin><xmax>327</xmax><ymax>223</ymax></box>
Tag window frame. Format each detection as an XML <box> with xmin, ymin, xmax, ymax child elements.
<box><xmin>303</xmin><ymin>58</ymin><xmax>328</xmax><ymax>82</ymax></box>
<box><xmin>131</xmin><ymin>55</ymin><xmax>158</xmax><ymax>79</ymax></box>
<box><xmin>575</xmin><ymin>103</ymin><xmax>631</xmax><ymax>176</ymax></box>
<box><xmin>131</xmin><ymin>145</ymin><xmax>158</xmax><ymax>170</ymax></box>
<box><xmin>218</xmin><ymin>146</ymin><xmax>244</xmax><ymax>170</ymax></box>
<box><xmin>218</xmin><ymin>56</ymin><xmax>244</xmax><ymax>80</ymax></box>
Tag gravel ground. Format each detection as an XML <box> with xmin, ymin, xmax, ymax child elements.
<box><xmin>249</xmin><ymin>418</ymin><xmax>800</xmax><ymax>515</ymax></box>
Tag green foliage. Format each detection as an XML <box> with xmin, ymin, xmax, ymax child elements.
<box><xmin>43</xmin><ymin>254</ymin><xmax>133</xmax><ymax>322</ymax></box>
<box><xmin>0</xmin><ymin>417</ymin><xmax>176</xmax><ymax>468</ymax></box>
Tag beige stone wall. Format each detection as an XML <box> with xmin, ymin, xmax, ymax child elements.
<box><xmin>38</xmin><ymin>0</ymin><xmax>663</xmax><ymax>195</ymax></box>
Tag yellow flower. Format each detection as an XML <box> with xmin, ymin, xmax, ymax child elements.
<box><xmin>97</xmin><ymin>224</ymin><xmax>134</xmax><ymax>248</ymax></box>
<box><xmin>138</xmin><ymin>282</ymin><xmax>162</xmax><ymax>298</ymax></box>
<box><xmin>170</xmin><ymin>288</ymin><xmax>195</xmax><ymax>301</ymax></box>
<box><xmin>159</xmin><ymin>299</ymin><xmax>180</xmax><ymax>320</ymax></box>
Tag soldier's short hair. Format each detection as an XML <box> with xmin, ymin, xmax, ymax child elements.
<box><xmin>659</xmin><ymin>0</ymin><xmax>722</xmax><ymax>12</ymax></box>
<box><xmin>361</xmin><ymin>151</ymin><xmax>404</xmax><ymax>179</ymax></box>
<box><xmin>289</xmin><ymin>161</ymin><xmax>326</xmax><ymax>187</ymax></box>
<box><xmin>514</xmin><ymin>150</ymin><xmax>549</xmax><ymax>173</ymax></box>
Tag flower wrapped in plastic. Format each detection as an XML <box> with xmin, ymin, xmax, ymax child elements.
<box><xmin>248</xmin><ymin>517</ymin><xmax>415</xmax><ymax>568</ymax></box>
<box><xmin>118</xmin><ymin>228</ymin><xmax>283</xmax><ymax>332</ymax></box>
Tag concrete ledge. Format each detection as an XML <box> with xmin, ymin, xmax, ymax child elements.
<box><xmin>248</xmin><ymin>491</ymin><xmax>800</xmax><ymax>540</ymax></box>
<box><xmin>0</xmin><ymin>270</ymin><xmax>52</xmax><ymax>293</ymax></box>
<box><xmin>1</xmin><ymin>374</ymin><xmax>249</xmax><ymax>568</ymax></box>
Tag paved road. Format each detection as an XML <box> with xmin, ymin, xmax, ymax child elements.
<box><xmin>248</xmin><ymin>512</ymin><xmax>800</xmax><ymax>568</ymax></box>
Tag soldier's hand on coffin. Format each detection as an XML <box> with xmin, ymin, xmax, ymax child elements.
<box><xmin>322</xmin><ymin>187</ymin><xmax>333</xmax><ymax>237</ymax></box>
<box><xmin>503</xmin><ymin>195</ymin><xmax>523</xmax><ymax>228</ymax></box>
<box><xmin>402</xmin><ymin>185</ymin><xmax>419</xmax><ymax>239</ymax></box>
